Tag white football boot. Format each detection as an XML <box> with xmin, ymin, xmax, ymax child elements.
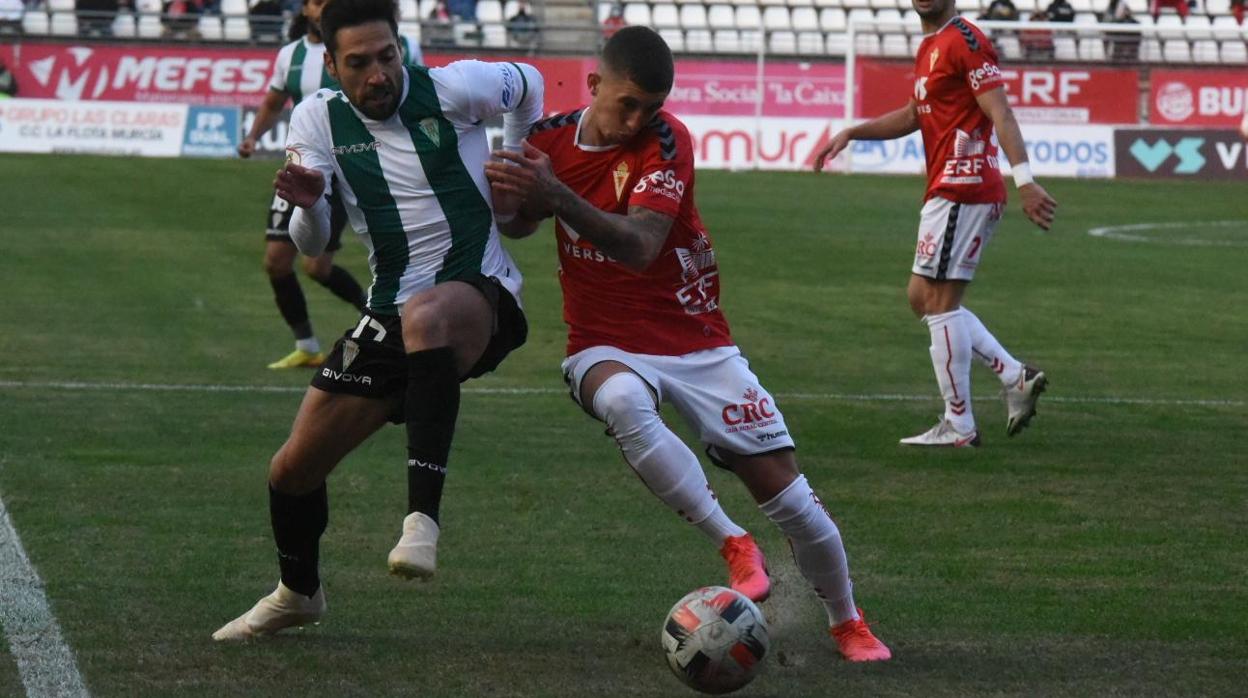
<box><xmin>899</xmin><ymin>419</ymin><xmax>981</xmax><ymax>448</ymax></box>
<box><xmin>387</xmin><ymin>512</ymin><xmax>439</xmax><ymax>579</ymax></box>
<box><xmin>212</xmin><ymin>582</ymin><xmax>325</xmax><ymax>641</ymax></box>
<box><xmin>1005</xmin><ymin>365</ymin><xmax>1048</xmax><ymax>437</ymax></box>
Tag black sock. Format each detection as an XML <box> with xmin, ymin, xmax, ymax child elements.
<box><xmin>405</xmin><ymin>347</ymin><xmax>460</xmax><ymax>523</ymax></box>
<box><xmin>318</xmin><ymin>265</ymin><xmax>368</xmax><ymax>313</ymax></box>
<box><xmin>270</xmin><ymin>273</ymin><xmax>313</xmax><ymax>339</ymax></box>
<box><xmin>269</xmin><ymin>483</ymin><xmax>328</xmax><ymax>597</ymax></box>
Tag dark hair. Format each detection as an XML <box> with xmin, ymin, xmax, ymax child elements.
<box><xmin>288</xmin><ymin>12</ymin><xmax>308</xmax><ymax>41</ymax></box>
<box><xmin>320</xmin><ymin>0</ymin><xmax>399</xmax><ymax>57</ymax></box>
<box><xmin>601</xmin><ymin>26</ymin><xmax>674</xmax><ymax>94</ymax></box>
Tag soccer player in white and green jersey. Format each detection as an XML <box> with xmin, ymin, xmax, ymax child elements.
<box><xmin>213</xmin><ymin>0</ymin><xmax>543</xmax><ymax>641</ymax></box>
<box><xmin>239</xmin><ymin>0</ymin><xmax>423</xmax><ymax>371</ymax></box>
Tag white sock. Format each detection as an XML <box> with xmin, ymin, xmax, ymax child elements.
<box><xmin>759</xmin><ymin>475</ymin><xmax>858</xmax><ymax>626</ymax></box>
<box><xmin>961</xmin><ymin>307</ymin><xmax>1022</xmax><ymax>386</ymax></box>
<box><xmin>593</xmin><ymin>373</ymin><xmax>746</xmax><ymax>545</ymax></box>
<box><xmin>925</xmin><ymin>309</ymin><xmax>975</xmax><ymax>433</ymax></box>
<box><xmin>295</xmin><ymin>337</ymin><xmax>320</xmax><ymax>354</ymax></box>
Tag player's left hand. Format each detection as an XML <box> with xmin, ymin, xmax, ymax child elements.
<box><xmin>486</xmin><ymin>140</ymin><xmax>560</xmax><ymax>211</ymax></box>
<box><xmin>274</xmin><ymin>163</ymin><xmax>325</xmax><ymax>209</ymax></box>
<box><xmin>1019</xmin><ymin>182</ymin><xmax>1057</xmax><ymax>231</ymax></box>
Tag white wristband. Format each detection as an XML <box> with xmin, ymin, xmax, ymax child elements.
<box><xmin>1012</xmin><ymin>162</ymin><xmax>1034</xmax><ymax>189</ymax></box>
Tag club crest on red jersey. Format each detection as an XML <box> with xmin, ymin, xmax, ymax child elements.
<box><xmin>612</xmin><ymin>161</ymin><xmax>630</xmax><ymax>200</ymax></box>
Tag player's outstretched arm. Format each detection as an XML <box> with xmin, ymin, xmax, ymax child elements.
<box><xmin>813</xmin><ymin>102</ymin><xmax>920</xmax><ymax>172</ymax></box>
<box><xmin>488</xmin><ymin>142</ymin><xmax>673</xmax><ymax>270</ymax></box>
<box><xmin>976</xmin><ymin>87</ymin><xmax>1057</xmax><ymax>231</ymax></box>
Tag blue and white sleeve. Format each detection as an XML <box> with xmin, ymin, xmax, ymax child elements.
<box><xmin>431</xmin><ymin>60</ymin><xmax>545</xmax><ymax>150</ymax></box>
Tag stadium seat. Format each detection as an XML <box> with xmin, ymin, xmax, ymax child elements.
<box><xmin>623</xmin><ymin>2</ymin><xmax>650</xmax><ymax>27</ymax></box>
<box><xmin>399</xmin><ymin>20</ymin><xmax>421</xmax><ymax>37</ymax></box>
<box><xmin>1013</xmin><ymin>0</ymin><xmax>1037</xmax><ymax>12</ymax></box>
<box><xmin>481</xmin><ymin>24</ymin><xmax>506</xmax><ymax>46</ymax></box>
<box><xmin>797</xmin><ymin>31</ymin><xmax>824</xmax><ymax>53</ymax></box>
<box><xmin>788</xmin><ymin>0</ymin><xmax>815</xmax><ymax>7</ymax></box>
<box><xmin>473</xmin><ymin>0</ymin><xmax>497</xmax><ymax>22</ymax></box>
<box><xmin>1070</xmin><ymin>0</ymin><xmax>1095</xmax><ymax>11</ymax></box>
<box><xmin>1204</xmin><ymin>0</ymin><xmax>1230</xmax><ymax>14</ymax></box>
<box><xmin>997</xmin><ymin>35</ymin><xmax>1021</xmax><ymax>59</ymax></box>
<box><xmin>111</xmin><ymin>10</ymin><xmax>136</xmax><ymax>37</ymax></box>
<box><xmin>770</xmin><ymin>30</ymin><xmax>798</xmax><ymax>52</ymax></box>
<box><xmin>708</xmin><ymin>4</ymin><xmax>734</xmax><ymax>29</ymax></box>
<box><xmin>1221</xmin><ymin>40</ymin><xmax>1248</xmax><ymax>63</ymax></box>
<box><xmin>741</xmin><ymin>28</ymin><xmax>763</xmax><ymax>50</ymax></box>
<box><xmin>654</xmin><ymin>4</ymin><xmax>680</xmax><ymax>27</ymax></box>
<box><xmin>870</xmin><ymin>0</ymin><xmax>896</xmax><ymax>9</ymax></box>
<box><xmin>597</xmin><ymin>1</ymin><xmax>612</xmax><ymax>22</ymax></box>
<box><xmin>818</xmin><ymin>7</ymin><xmax>846</xmax><ymax>31</ymax></box>
<box><xmin>686</xmin><ymin>28</ymin><xmax>713</xmax><ymax>50</ymax></box>
<box><xmin>1125</xmin><ymin>0</ymin><xmax>1147</xmax><ymax>12</ymax></box>
<box><xmin>759</xmin><ymin>0</ymin><xmax>787</xmax><ymax>7</ymax></box>
<box><xmin>842</xmin><ymin>0</ymin><xmax>870</xmax><ymax>9</ymax></box>
<box><xmin>679</xmin><ymin>4</ymin><xmax>707</xmax><ymax>28</ymax></box>
<box><xmin>1162</xmin><ymin>39</ymin><xmax>1192</xmax><ymax>62</ymax></box>
<box><xmin>50</xmin><ymin>11</ymin><xmax>76</xmax><ymax>35</ymax></box>
<box><xmin>224</xmin><ymin>16</ymin><xmax>251</xmax><ymax>40</ymax></box>
<box><xmin>136</xmin><ymin>13</ymin><xmax>161</xmax><ymax>37</ymax></box>
<box><xmin>401</xmin><ymin>0</ymin><xmax>422</xmax><ymax>20</ymax></box>
<box><xmin>875</xmin><ymin>7</ymin><xmax>903</xmax><ymax>31</ymax></box>
<box><xmin>762</xmin><ymin>5</ymin><xmax>790</xmax><ymax>30</ymax></box>
<box><xmin>1156</xmin><ymin>14</ymin><xmax>1185</xmax><ymax>40</ymax></box>
<box><xmin>791</xmin><ymin>7</ymin><xmax>818</xmax><ymax>31</ymax></box>
<box><xmin>1184</xmin><ymin>15</ymin><xmax>1213</xmax><ymax>39</ymax></box>
<box><xmin>198</xmin><ymin>15</ymin><xmax>223</xmax><ymax>40</ymax></box>
<box><xmin>1140</xmin><ymin>38</ymin><xmax>1163</xmax><ymax>61</ymax></box>
<box><xmin>736</xmin><ymin>5</ymin><xmax>761</xmax><ymax>29</ymax></box>
<box><xmin>1078</xmin><ymin>36</ymin><xmax>1107</xmax><ymax>60</ymax></box>
<box><xmin>903</xmin><ymin>9</ymin><xmax>922</xmax><ymax>32</ymax></box>
<box><xmin>1211</xmin><ymin>16</ymin><xmax>1242</xmax><ymax>40</ymax></box>
<box><xmin>846</xmin><ymin>7</ymin><xmax>874</xmax><ymax>30</ymax></box>
<box><xmin>1191</xmin><ymin>39</ymin><xmax>1220</xmax><ymax>61</ymax></box>
<box><xmin>659</xmin><ymin>27</ymin><xmax>685</xmax><ymax>50</ymax></box>
<box><xmin>813</xmin><ymin>0</ymin><xmax>842</xmax><ymax>7</ymax></box>
<box><xmin>221</xmin><ymin>0</ymin><xmax>247</xmax><ymax>16</ymax></box>
<box><xmin>882</xmin><ymin>33</ymin><xmax>910</xmax><ymax>55</ymax></box>
<box><xmin>48</xmin><ymin>0</ymin><xmax>72</xmax><ymax>10</ymax></box>
<box><xmin>825</xmin><ymin>31</ymin><xmax>849</xmax><ymax>54</ymax></box>
<box><xmin>1054</xmin><ymin>36</ymin><xmax>1078</xmax><ymax>59</ymax></box>
<box><xmin>855</xmin><ymin>32</ymin><xmax>881</xmax><ymax>54</ymax></box>
<box><xmin>21</xmin><ymin>10</ymin><xmax>49</xmax><ymax>34</ymax></box>
<box><xmin>714</xmin><ymin>28</ymin><xmax>741</xmax><ymax>51</ymax></box>
<box><xmin>909</xmin><ymin>33</ymin><xmax>925</xmax><ymax>54</ymax></box>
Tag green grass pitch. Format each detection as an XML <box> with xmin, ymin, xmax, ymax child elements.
<box><xmin>0</xmin><ymin>153</ymin><xmax>1245</xmax><ymax>696</ymax></box>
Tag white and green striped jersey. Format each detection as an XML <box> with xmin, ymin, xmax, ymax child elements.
<box><xmin>268</xmin><ymin>34</ymin><xmax>423</xmax><ymax>106</ymax></box>
<box><xmin>286</xmin><ymin>60</ymin><xmax>543</xmax><ymax>316</ymax></box>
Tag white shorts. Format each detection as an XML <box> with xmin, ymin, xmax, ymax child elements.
<box><xmin>561</xmin><ymin>345</ymin><xmax>796</xmax><ymax>462</ymax></box>
<box><xmin>911</xmin><ymin>196</ymin><xmax>1004</xmax><ymax>281</ymax></box>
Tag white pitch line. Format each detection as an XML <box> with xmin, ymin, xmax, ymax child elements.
<box><xmin>0</xmin><ymin>495</ymin><xmax>91</xmax><ymax>698</ymax></box>
<box><xmin>0</xmin><ymin>379</ymin><xmax>1240</xmax><ymax>408</ymax></box>
<box><xmin>1088</xmin><ymin>220</ymin><xmax>1248</xmax><ymax>247</ymax></box>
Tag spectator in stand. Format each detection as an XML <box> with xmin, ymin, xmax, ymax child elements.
<box><xmin>602</xmin><ymin>2</ymin><xmax>626</xmax><ymax>38</ymax></box>
<box><xmin>1019</xmin><ymin>10</ymin><xmax>1055</xmax><ymax>59</ymax></box>
<box><xmin>426</xmin><ymin>0</ymin><xmax>455</xmax><ymax>46</ymax></box>
<box><xmin>1149</xmin><ymin>0</ymin><xmax>1188</xmax><ymax>21</ymax></box>
<box><xmin>162</xmin><ymin>0</ymin><xmax>204</xmax><ymax>38</ymax></box>
<box><xmin>446</xmin><ymin>0</ymin><xmax>474</xmax><ymax>20</ymax></box>
<box><xmin>979</xmin><ymin>0</ymin><xmax>1019</xmax><ymax>20</ymax></box>
<box><xmin>249</xmin><ymin>0</ymin><xmax>285</xmax><ymax>41</ymax></box>
<box><xmin>0</xmin><ymin>57</ymin><xmax>17</xmax><ymax>98</ymax></box>
<box><xmin>0</xmin><ymin>0</ymin><xmax>22</xmax><ymax>34</ymax></box>
<box><xmin>1101</xmin><ymin>0</ymin><xmax>1140</xmax><ymax>60</ymax></box>
<box><xmin>1045</xmin><ymin>0</ymin><xmax>1075</xmax><ymax>21</ymax></box>
<box><xmin>77</xmin><ymin>0</ymin><xmax>121</xmax><ymax>36</ymax></box>
<box><xmin>507</xmin><ymin>1</ymin><xmax>538</xmax><ymax>47</ymax></box>
<box><xmin>1232</xmin><ymin>0</ymin><xmax>1244</xmax><ymax>24</ymax></box>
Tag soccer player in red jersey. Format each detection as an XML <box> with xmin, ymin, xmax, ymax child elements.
<box><xmin>814</xmin><ymin>0</ymin><xmax>1057</xmax><ymax>447</ymax></box>
<box><xmin>486</xmin><ymin>26</ymin><xmax>890</xmax><ymax>661</ymax></box>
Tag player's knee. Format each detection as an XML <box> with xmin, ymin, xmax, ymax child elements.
<box><xmin>268</xmin><ymin>448</ymin><xmax>322</xmax><ymax>495</ymax></box>
<box><xmin>301</xmin><ymin>255</ymin><xmax>331</xmax><ymax>281</ymax></box>
<box><xmin>592</xmin><ymin>373</ymin><xmax>659</xmax><ymax>444</ymax></box>
<box><xmin>263</xmin><ymin>254</ymin><xmax>295</xmax><ymax>279</ymax></box>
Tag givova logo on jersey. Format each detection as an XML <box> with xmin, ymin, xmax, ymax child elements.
<box><xmin>633</xmin><ymin>169</ymin><xmax>686</xmax><ymax>203</ymax></box>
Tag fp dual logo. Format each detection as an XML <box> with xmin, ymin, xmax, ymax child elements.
<box><xmin>1129</xmin><ymin>137</ymin><xmax>1205</xmax><ymax>174</ymax></box>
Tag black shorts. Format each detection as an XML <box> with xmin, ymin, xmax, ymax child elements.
<box><xmin>310</xmin><ymin>275</ymin><xmax>528</xmax><ymax>423</ymax></box>
<box><xmin>265</xmin><ymin>187</ymin><xmax>349</xmax><ymax>254</ymax></box>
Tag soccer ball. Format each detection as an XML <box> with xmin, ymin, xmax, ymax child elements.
<box><xmin>660</xmin><ymin>586</ymin><xmax>769</xmax><ymax>695</ymax></box>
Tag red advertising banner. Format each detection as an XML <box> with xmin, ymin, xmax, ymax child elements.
<box><xmin>667</xmin><ymin>60</ymin><xmax>846</xmax><ymax>118</ymax></box>
<box><xmin>0</xmin><ymin>42</ymin><xmax>591</xmax><ymax>111</ymax></box>
<box><xmin>1150</xmin><ymin>69</ymin><xmax>1248</xmax><ymax>128</ymax></box>
<box><xmin>858</xmin><ymin>59</ymin><xmax>1138</xmax><ymax>125</ymax></box>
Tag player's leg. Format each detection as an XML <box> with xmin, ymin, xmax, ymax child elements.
<box><xmin>388</xmin><ymin>277</ymin><xmax>526</xmax><ymax>579</ymax></box>
<box><xmin>264</xmin><ymin>191</ymin><xmax>324</xmax><ymax>369</ymax></box>
<box><xmin>301</xmin><ymin>194</ymin><xmax>368</xmax><ymax>313</ymax></box>
<box><xmin>902</xmin><ymin>197</ymin><xmax>984</xmax><ymax>446</ymax></box>
<box><xmin>570</xmin><ymin>355</ymin><xmax>767</xmax><ymax>601</ymax></box>
<box><xmin>213</xmin><ymin>388</ymin><xmax>393</xmax><ymax>641</ymax></box>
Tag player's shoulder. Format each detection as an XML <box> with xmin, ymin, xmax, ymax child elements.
<box><xmin>290</xmin><ymin>88</ymin><xmax>340</xmax><ymax>126</ymax></box>
<box><xmin>642</xmin><ymin>110</ymin><xmax>688</xmax><ymax>162</ymax></box>
<box><xmin>943</xmin><ymin>16</ymin><xmax>990</xmax><ymax>53</ymax></box>
<box><xmin>275</xmin><ymin>38</ymin><xmax>303</xmax><ymax>59</ymax></box>
<box><xmin>527</xmin><ymin>108</ymin><xmax>586</xmax><ymax>143</ymax></box>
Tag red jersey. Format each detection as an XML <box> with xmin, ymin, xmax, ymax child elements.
<box><xmin>913</xmin><ymin>17</ymin><xmax>1007</xmax><ymax>204</ymax></box>
<box><xmin>526</xmin><ymin>109</ymin><xmax>733</xmax><ymax>357</ymax></box>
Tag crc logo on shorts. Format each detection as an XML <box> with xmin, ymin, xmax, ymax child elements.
<box><xmin>966</xmin><ymin>62</ymin><xmax>1003</xmax><ymax>91</ymax></box>
<box><xmin>722</xmin><ymin>387</ymin><xmax>779</xmax><ymax>433</ymax></box>
<box><xmin>916</xmin><ymin>232</ymin><xmax>937</xmax><ymax>258</ymax></box>
<box><xmin>633</xmin><ymin>169</ymin><xmax>686</xmax><ymax>203</ymax></box>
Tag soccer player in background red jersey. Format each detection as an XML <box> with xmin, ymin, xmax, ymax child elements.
<box><xmin>486</xmin><ymin>26</ymin><xmax>891</xmax><ymax>661</ymax></box>
<box><xmin>814</xmin><ymin>0</ymin><xmax>1057</xmax><ymax>447</ymax></box>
